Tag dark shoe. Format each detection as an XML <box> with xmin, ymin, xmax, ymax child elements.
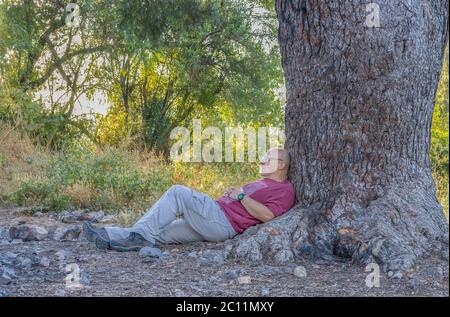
<box><xmin>109</xmin><ymin>232</ymin><xmax>153</xmax><ymax>252</ymax></box>
<box><xmin>83</xmin><ymin>221</ymin><xmax>110</xmax><ymax>250</ymax></box>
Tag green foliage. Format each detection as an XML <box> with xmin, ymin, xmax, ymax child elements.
<box><xmin>431</xmin><ymin>44</ymin><xmax>449</xmax><ymax>217</ymax></box>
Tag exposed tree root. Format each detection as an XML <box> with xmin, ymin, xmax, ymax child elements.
<box><xmin>224</xmin><ymin>180</ymin><xmax>449</xmax><ymax>274</ymax></box>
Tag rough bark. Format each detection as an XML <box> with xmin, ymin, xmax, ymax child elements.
<box><xmin>224</xmin><ymin>0</ymin><xmax>449</xmax><ymax>274</ymax></box>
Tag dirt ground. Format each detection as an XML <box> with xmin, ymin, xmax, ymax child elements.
<box><xmin>0</xmin><ymin>209</ymin><xmax>448</xmax><ymax>297</ymax></box>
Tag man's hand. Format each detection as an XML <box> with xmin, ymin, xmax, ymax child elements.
<box><xmin>223</xmin><ymin>187</ymin><xmax>275</xmax><ymax>222</ymax></box>
<box><xmin>224</xmin><ymin>187</ymin><xmax>242</xmax><ymax>200</ymax></box>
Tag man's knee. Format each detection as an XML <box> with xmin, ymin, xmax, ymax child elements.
<box><xmin>167</xmin><ymin>185</ymin><xmax>190</xmax><ymax>198</ymax></box>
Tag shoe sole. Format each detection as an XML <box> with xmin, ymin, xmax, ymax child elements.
<box><xmin>109</xmin><ymin>242</ymin><xmax>142</xmax><ymax>252</ymax></box>
<box><xmin>83</xmin><ymin>221</ymin><xmax>111</xmax><ymax>250</ymax></box>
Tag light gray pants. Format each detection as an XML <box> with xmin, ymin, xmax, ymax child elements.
<box><xmin>105</xmin><ymin>185</ymin><xmax>237</xmax><ymax>245</ymax></box>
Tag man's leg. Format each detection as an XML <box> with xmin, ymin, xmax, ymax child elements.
<box><xmin>130</xmin><ymin>185</ymin><xmax>237</xmax><ymax>243</ymax></box>
<box><xmin>104</xmin><ymin>184</ymin><xmax>236</xmax><ymax>248</ymax></box>
<box><xmin>156</xmin><ymin>219</ymin><xmax>204</xmax><ymax>245</ymax></box>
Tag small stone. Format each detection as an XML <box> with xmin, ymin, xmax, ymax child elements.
<box><xmin>19</xmin><ymin>258</ymin><xmax>32</xmax><ymax>270</ymax></box>
<box><xmin>80</xmin><ymin>270</ymin><xmax>91</xmax><ymax>286</ymax></box>
<box><xmin>55</xmin><ymin>250</ymin><xmax>67</xmax><ymax>261</ymax></box>
<box><xmin>5</xmin><ymin>252</ymin><xmax>18</xmax><ymax>259</ymax></box>
<box><xmin>10</xmin><ymin>239</ymin><xmax>22</xmax><ymax>244</ymax></box>
<box><xmin>87</xmin><ymin>211</ymin><xmax>105</xmax><ymax>222</ymax></box>
<box><xmin>54</xmin><ymin>289</ymin><xmax>65</xmax><ymax>297</ymax></box>
<box><xmin>237</xmin><ymin>275</ymin><xmax>251</xmax><ymax>285</ymax></box>
<box><xmin>1</xmin><ymin>267</ymin><xmax>17</xmax><ymax>280</ymax></box>
<box><xmin>53</xmin><ymin>225</ymin><xmax>81</xmax><ymax>241</ymax></box>
<box><xmin>423</xmin><ymin>266</ymin><xmax>444</xmax><ymax>281</ymax></box>
<box><xmin>99</xmin><ymin>215</ymin><xmax>116</xmax><ymax>223</ymax></box>
<box><xmin>174</xmin><ymin>289</ymin><xmax>186</xmax><ymax>297</ymax></box>
<box><xmin>9</xmin><ymin>225</ymin><xmax>48</xmax><ymax>241</ymax></box>
<box><xmin>59</xmin><ymin>211</ymin><xmax>83</xmax><ymax>223</ymax></box>
<box><xmin>200</xmin><ymin>249</ymin><xmax>225</xmax><ymax>266</ymax></box>
<box><xmin>260</xmin><ymin>288</ymin><xmax>270</xmax><ymax>297</ymax></box>
<box><xmin>171</xmin><ymin>248</ymin><xmax>179</xmax><ymax>253</ymax></box>
<box><xmin>0</xmin><ymin>289</ymin><xmax>9</xmax><ymax>297</ymax></box>
<box><xmin>388</xmin><ymin>271</ymin><xmax>403</xmax><ymax>279</ymax></box>
<box><xmin>40</xmin><ymin>257</ymin><xmax>50</xmax><ymax>267</ymax></box>
<box><xmin>0</xmin><ymin>240</ymin><xmax>9</xmax><ymax>246</ymax></box>
<box><xmin>33</xmin><ymin>212</ymin><xmax>44</xmax><ymax>217</ymax></box>
<box><xmin>408</xmin><ymin>275</ymin><xmax>422</xmax><ymax>292</ymax></box>
<box><xmin>188</xmin><ymin>251</ymin><xmax>198</xmax><ymax>258</ymax></box>
<box><xmin>224</xmin><ymin>269</ymin><xmax>241</xmax><ymax>280</ymax></box>
<box><xmin>293</xmin><ymin>265</ymin><xmax>307</xmax><ymax>278</ymax></box>
<box><xmin>0</xmin><ymin>277</ymin><xmax>11</xmax><ymax>285</ymax></box>
<box><xmin>139</xmin><ymin>246</ymin><xmax>163</xmax><ymax>258</ymax></box>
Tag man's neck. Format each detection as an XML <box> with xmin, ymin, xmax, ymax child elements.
<box><xmin>265</xmin><ymin>173</ymin><xmax>287</xmax><ymax>182</ymax></box>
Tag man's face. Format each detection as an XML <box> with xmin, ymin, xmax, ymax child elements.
<box><xmin>259</xmin><ymin>150</ymin><xmax>282</xmax><ymax>176</ymax></box>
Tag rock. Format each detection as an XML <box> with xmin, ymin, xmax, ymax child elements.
<box><xmin>10</xmin><ymin>239</ymin><xmax>22</xmax><ymax>244</ymax></box>
<box><xmin>237</xmin><ymin>275</ymin><xmax>251</xmax><ymax>285</ymax></box>
<box><xmin>80</xmin><ymin>270</ymin><xmax>91</xmax><ymax>286</ymax></box>
<box><xmin>388</xmin><ymin>271</ymin><xmax>403</xmax><ymax>279</ymax></box>
<box><xmin>99</xmin><ymin>215</ymin><xmax>116</xmax><ymax>223</ymax></box>
<box><xmin>0</xmin><ymin>256</ymin><xmax>12</xmax><ymax>266</ymax></box>
<box><xmin>1</xmin><ymin>267</ymin><xmax>17</xmax><ymax>283</ymax></box>
<box><xmin>259</xmin><ymin>265</ymin><xmax>284</xmax><ymax>276</ymax></box>
<box><xmin>59</xmin><ymin>211</ymin><xmax>83</xmax><ymax>223</ymax></box>
<box><xmin>260</xmin><ymin>288</ymin><xmax>270</xmax><ymax>297</ymax></box>
<box><xmin>188</xmin><ymin>251</ymin><xmax>198</xmax><ymax>258</ymax></box>
<box><xmin>33</xmin><ymin>212</ymin><xmax>44</xmax><ymax>217</ymax></box>
<box><xmin>55</xmin><ymin>250</ymin><xmax>67</xmax><ymax>261</ymax></box>
<box><xmin>0</xmin><ymin>240</ymin><xmax>9</xmax><ymax>246</ymax></box>
<box><xmin>79</xmin><ymin>211</ymin><xmax>105</xmax><ymax>222</ymax></box>
<box><xmin>54</xmin><ymin>289</ymin><xmax>65</xmax><ymax>297</ymax></box>
<box><xmin>408</xmin><ymin>275</ymin><xmax>422</xmax><ymax>292</ymax></box>
<box><xmin>293</xmin><ymin>265</ymin><xmax>307</xmax><ymax>278</ymax></box>
<box><xmin>39</xmin><ymin>257</ymin><xmax>50</xmax><ymax>268</ymax></box>
<box><xmin>200</xmin><ymin>249</ymin><xmax>225</xmax><ymax>266</ymax></box>
<box><xmin>423</xmin><ymin>266</ymin><xmax>444</xmax><ymax>282</ymax></box>
<box><xmin>139</xmin><ymin>246</ymin><xmax>163</xmax><ymax>258</ymax></box>
<box><xmin>0</xmin><ymin>289</ymin><xmax>9</xmax><ymax>297</ymax></box>
<box><xmin>223</xmin><ymin>269</ymin><xmax>241</xmax><ymax>280</ymax></box>
<box><xmin>5</xmin><ymin>252</ymin><xmax>18</xmax><ymax>259</ymax></box>
<box><xmin>9</xmin><ymin>225</ymin><xmax>48</xmax><ymax>241</ymax></box>
<box><xmin>53</xmin><ymin>225</ymin><xmax>81</xmax><ymax>241</ymax></box>
<box><xmin>19</xmin><ymin>258</ymin><xmax>32</xmax><ymax>270</ymax></box>
<box><xmin>174</xmin><ymin>289</ymin><xmax>186</xmax><ymax>297</ymax></box>
<box><xmin>30</xmin><ymin>255</ymin><xmax>42</xmax><ymax>267</ymax></box>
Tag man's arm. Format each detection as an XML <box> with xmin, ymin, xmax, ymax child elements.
<box><xmin>226</xmin><ymin>188</ymin><xmax>275</xmax><ymax>223</ymax></box>
<box><xmin>240</xmin><ymin>195</ymin><xmax>275</xmax><ymax>223</ymax></box>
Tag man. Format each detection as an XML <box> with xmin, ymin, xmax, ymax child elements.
<box><xmin>83</xmin><ymin>148</ymin><xmax>296</xmax><ymax>252</ymax></box>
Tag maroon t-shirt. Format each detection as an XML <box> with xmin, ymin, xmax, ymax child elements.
<box><xmin>216</xmin><ymin>178</ymin><xmax>296</xmax><ymax>234</ymax></box>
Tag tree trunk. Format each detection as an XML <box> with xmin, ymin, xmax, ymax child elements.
<box><xmin>224</xmin><ymin>0</ymin><xmax>449</xmax><ymax>274</ymax></box>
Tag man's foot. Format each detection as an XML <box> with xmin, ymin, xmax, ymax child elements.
<box><xmin>109</xmin><ymin>232</ymin><xmax>153</xmax><ymax>252</ymax></box>
<box><xmin>83</xmin><ymin>221</ymin><xmax>111</xmax><ymax>250</ymax></box>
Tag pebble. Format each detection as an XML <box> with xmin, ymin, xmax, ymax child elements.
<box><xmin>174</xmin><ymin>289</ymin><xmax>186</xmax><ymax>297</ymax></box>
<box><xmin>55</xmin><ymin>250</ymin><xmax>67</xmax><ymax>261</ymax></box>
<box><xmin>40</xmin><ymin>257</ymin><xmax>50</xmax><ymax>268</ymax></box>
<box><xmin>139</xmin><ymin>246</ymin><xmax>163</xmax><ymax>258</ymax></box>
<box><xmin>199</xmin><ymin>249</ymin><xmax>225</xmax><ymax>266</ymax></box>
<box><xmin>53</xmin><ymin>225</ymin><xmax>81</xmax><ymax>241</ymax></box>
<box><xmin>188</xmin><ymin>251</ymin><xmax>198</xmax><ymax>258</ymax></box>
<box><xmin>9</xmin><ymin>225</ymin><xmax>48</xmax><ymax>241</ymax></box>
<box><xmin>260</xmin><ymin>288</ymin><xmax>270</xmax><ymax>297</ymax></box>
<box><xmin>237</xmin><ymin>275</ymin><xmax>251</xmax><ymax>285</ymax></box>
<box><xmin>54</xmin><ymin>289</ymin><xmax>66</xmax><ymax>297</ymax></box>
<box><xmin>19</xmin><ymin>258</ymin><xmax>32</xmax><ymax>270</ymax></box>
<box><xmin>293</xmin><ymin>265</ymin><xmax>307</xmax><ymax>278</ymax></box>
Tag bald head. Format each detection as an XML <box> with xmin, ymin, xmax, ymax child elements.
<box><xmin>259</xmin><ymin>148</ymin><xmax>290</xmax><ymax>180</ymax></box>
<box><xmin>270</xmin><ymin>148</ymin><xmax>290</xmax><ymax>170</ymax></box>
